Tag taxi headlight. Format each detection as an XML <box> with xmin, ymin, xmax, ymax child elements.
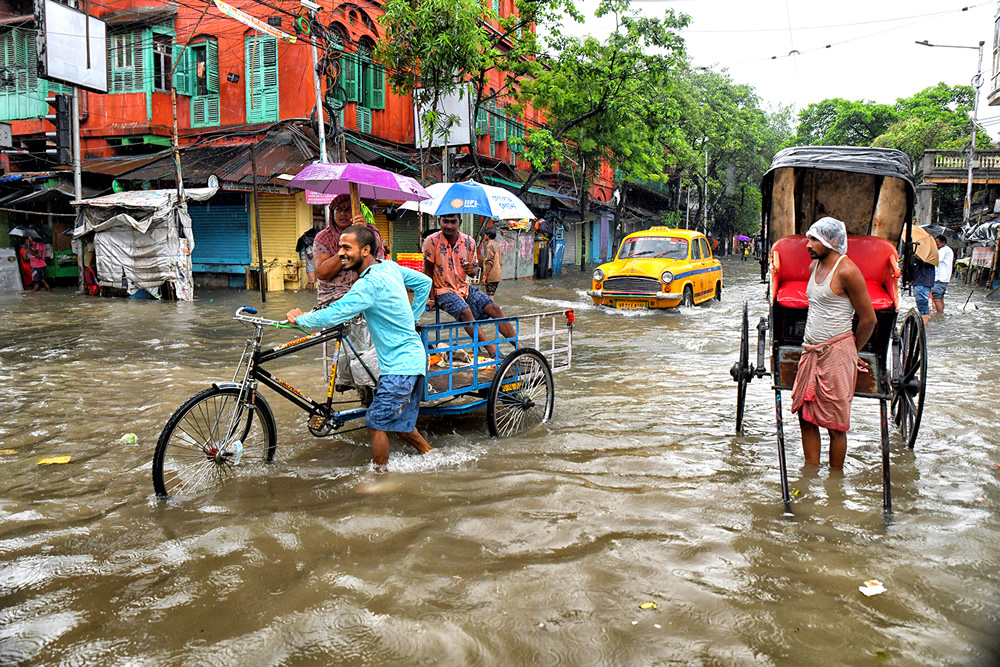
<box><xmin>593</xmin><ymin>268</ymin><xmax>605</xmax><ymax>282</ymax></box>
<box><xmin>660</xmin><ymin>270</ymin><xmax>674</xmax><ymax>285</ymax></box>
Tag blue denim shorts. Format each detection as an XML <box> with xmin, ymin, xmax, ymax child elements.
<box><xmin>931</xmin><ymin>281</ymin><xmax>948</xmax><ymax>300</ymax></box>
<box><xmin>913</xmin><ymin>285</ymin><xmax>931</xmax><ymax>315</ymax></box>
<box><xmin>365</xmin><ymin>374</ymin><xmax>423</xmax><ymax>433</ymax></box>
<box><xmin>436</xmin><ymin>285</ymin><xmax>495</xmax><ymax>321</ymax></box>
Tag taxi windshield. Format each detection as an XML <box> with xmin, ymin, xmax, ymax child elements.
<box><xmin>618</xmin><ymin>237</ymin><xmax>688</xmax><ymax>260</ymax></box>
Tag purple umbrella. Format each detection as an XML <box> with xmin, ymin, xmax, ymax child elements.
<box><xmin>289</xmin><ymin>163</ymin><xmax>429</xmax><ymax>218</ymax></box>
<box><xmin>736</xmin><ymin>234</ymin><xmax>752</xmax><ymax>242</ymax></box>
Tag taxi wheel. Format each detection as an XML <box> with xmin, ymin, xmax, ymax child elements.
<box><xmin>715</xmin><ymin>281</ymin><xmax>722</xmax><ymax>301</ymax></box>
<box><xmin>682</xmin><ymin>285</ymin><xmax>694</xmax><ymax>307</ymax></box>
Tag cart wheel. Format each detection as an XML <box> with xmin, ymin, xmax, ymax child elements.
<box><xmin>730</xmin><ymin>301</ymin><xmax>752</xmax><ymax>432</ymax></box>
<box><xmin>890</xmin><ymin>309</ymin><xmax>926</xmax><ymax>449</ymax></box>
<box><xmin>487</xmin><ymin>348</ymin><xmax>554</xmax><ymax>437</ymax></box>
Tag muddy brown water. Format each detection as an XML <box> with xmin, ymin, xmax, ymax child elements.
<box><xmin>1</xmin><ymin>258</ymin><xmax>999</xmax><ymax>665</ymax></box>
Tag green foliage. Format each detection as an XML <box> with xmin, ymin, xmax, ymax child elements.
<box><xmin>519</xmin><ymin>0</ymin><xmax>690</xmax><ymax>196</ymax></box>
<box><xmin>788</xmin><ymin>83</ymin><xmax>989</xmax><ymax>165</ymax></box>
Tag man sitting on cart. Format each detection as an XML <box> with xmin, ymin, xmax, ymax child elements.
<box><xmin>286</xmin><ymin>225</ymin><xmax>434</xmax><ymax>468</ymax></box>
<box><xmin>423</xmin><ymin>213</ymin><xmax>517</xmax><ymax>355</ymax></box>
<box><xmin>790</xmin><ymin>217</ymin><xmax>876</xmax><ymax>469</ymax></box>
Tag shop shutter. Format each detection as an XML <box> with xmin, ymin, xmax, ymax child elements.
<box><xmin>189</xmin><ymin>202</ymin><xmax>251</xmax><ymax>271</ymax></box>
<box><xmin>562</xmin><ymin>222</ymin><xmax>577</xmax><ymax>266</ymax></box>
<box><xmin>392</xmin><ymin>213</ymin><xmax>421</xmax><ymax>255</ymax></box>
<box><xmin>373</xmin><ymin>204</ymin><xmax>391</xmax><ymax>253</ymax></box>
<box><xmin>251</xmin><ymin>193</ymin><xmax>299</xmax><ymax>264</ymax></box>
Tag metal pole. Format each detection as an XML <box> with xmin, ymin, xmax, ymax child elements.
<box><xmin>964</xmin><ymin>41</ymin><xmax>985</xmax><ymax>226</ymax></box>
<box><xmin>71</xmin><ymin>87</ymin><xmax>83</xmax><ymax>291</ymax></box>
<box><xmin>250</xmin><ymin>144</ymin><xmax>266</xmax><ymax>303</ymax></box>
<box><xmin>310</xmin><ymin>18</ymin><xmax>326</xmax><ymax>163</ymax></box>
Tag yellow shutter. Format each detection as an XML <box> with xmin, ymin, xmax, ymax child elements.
<box><xmin>374</xmin><ymin>200</ymin><xmax>392</xmax><ymax>255</ymax></box>
<box><xmin>250</xmin><ymin>193</ymin><xmax>301</xmax><ymax>265</ymax></box>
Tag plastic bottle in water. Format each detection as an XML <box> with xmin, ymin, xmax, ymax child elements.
<box><xmin>230</xmin><ymin>440</ymin><xmax>243</xmax><ymax>465</ymax></box>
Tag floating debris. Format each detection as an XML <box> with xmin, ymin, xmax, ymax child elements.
<box><xmin>38</xmin><ymin>456</ymin><xmax>71</xmax><ymax>465</ymax></box>
<box><xmin>859</xmin><ymin>579</ymin><xmax>886</xmax><ymax>597</ymax></box>
<box><xmin>639</xmin><ymin>601</ymin><xmax>657</xmax><ymax>610</ymax></box>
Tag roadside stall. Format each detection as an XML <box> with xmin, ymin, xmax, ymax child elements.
<box><xmin>72</xmin><ymin>188</ymin><xmax>217</xmax><ymax>300</ymax></box>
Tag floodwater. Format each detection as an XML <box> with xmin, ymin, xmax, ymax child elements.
<box><xmin>1</xmin><ymin>258</ymin><xmax>999</xmax><ymax>665</ymax></box>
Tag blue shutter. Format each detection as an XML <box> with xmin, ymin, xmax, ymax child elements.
<box><xmin>189</xmin><ymin>203</ymin><xmax>252</xmax><ymax>272</ymax></box>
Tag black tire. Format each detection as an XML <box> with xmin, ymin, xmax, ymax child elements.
<box><xmin>715</xmin><ymin>281</ymin><xmax>723</xmax><ymax>301</ymax></box>
<box><xmin>682</xmin><ymin>285</ymin><xmax>694</xmax><ymax>307</ymax></box>
<box><xmin>890</xmin><ymin>310</ymin><xmax>927</xmax><ymax>449</ymax></box>
<box><xmin>736</xmin><ymin>301</ymin><xmax>750</xmax><ymax>432</ymax></box>
<box><xmin>152</xmin><ymin>386</ymin><xmax>277</xmax><ymax>498</ymax></box>
<box><xmin>486</xmin><ymin>349</ymin><xmax>554</xmax><ymax>437</ymax></box>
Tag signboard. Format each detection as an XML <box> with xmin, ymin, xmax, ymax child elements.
<box><xmin>413</xmin><ymin>87</ymin><xmax>473</xmax><ymax>149</ymax></box>
<box><xmin>34</xmin><ymin>0</ymin><xmax>108</xmax><ymax>93</ymax></box>
<box><xmin>971</xmin><ymin>245</ymin><xmax>994</xmax><ymax>268</ymax></box>
<box><xmin>305</xmin><ymin>191</ymin><xmax>336</xmax><ymax>205</ymax></box>
<box><xmin>213</xmin><ymin>0</ymin><xmax>297</xmax><ymax>42</ymax></box>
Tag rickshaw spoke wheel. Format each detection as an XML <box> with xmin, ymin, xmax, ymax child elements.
<box><xmin>890</xmin><ymin>310</ymin><xmax>926</xmax><ymax>449</ymax></box>
<box><xmin>487</xmin><ymin>349</ymin><xmax>554</xmax><ymax>438</ymax></box>
<box><xmin>733</xmin><ymin>301</ymin><xmax>751</xmax><ymax>432</ymax></box>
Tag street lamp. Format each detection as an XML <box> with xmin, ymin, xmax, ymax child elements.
<box><xmin>916</xmin><ymin>39</ymin><xmax>986</xmax><ymax>226</ymax></box>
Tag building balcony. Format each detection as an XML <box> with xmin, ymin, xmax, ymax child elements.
<box><xmin>917</xmin><ymin>149</ymin><xmax>1000</xmax><ymax>185</ymax></box>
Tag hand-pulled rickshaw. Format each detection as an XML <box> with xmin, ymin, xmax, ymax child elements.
<box><xmin>730</xmin><ymin>146</ymin><xmax>927</xmax><ymax>514</ymax></box>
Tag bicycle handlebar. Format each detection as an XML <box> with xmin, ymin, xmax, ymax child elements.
<box><xmin>234</xmin><ymin>305</ymin><xmax>303</xmax><ymax>331</ymax></box>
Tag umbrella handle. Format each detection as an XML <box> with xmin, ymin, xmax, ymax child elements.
<box><xmin>350</xmin><ymin>182</ymin><xmax>361</xmax><ymax>220</ymax></box>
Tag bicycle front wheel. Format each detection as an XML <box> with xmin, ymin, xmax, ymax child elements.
<box><xmin>152</xmin><ymin>386</ymin><xmax>277</xmax><ymax>498</ymax></box>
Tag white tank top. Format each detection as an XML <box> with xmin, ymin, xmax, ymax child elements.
<box><xmin>803</xmin><ymin>255</ymin><xmax>855</xmax><ymax>344</ymax></box>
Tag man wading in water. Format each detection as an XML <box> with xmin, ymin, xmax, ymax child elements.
<box><xmin>791</xmin><ymin>217</ymin><xmax>876</xmax><ymax>469</ymax></box>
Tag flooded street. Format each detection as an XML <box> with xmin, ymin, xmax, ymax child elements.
<box><xmin>2</xmin><ymin>257</ymin><xmax>999</xmax><ymax>665</ymax></box>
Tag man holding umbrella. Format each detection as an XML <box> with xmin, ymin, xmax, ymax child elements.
<box><xmin>423</xmin><ymin>214</ymin><xmax>517</xmax><ymax>354</ymax></box>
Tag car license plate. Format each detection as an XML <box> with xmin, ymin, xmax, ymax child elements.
<box><xmin>616</xmin><ymin>301</ymin><xmax>647</xmax><ymax>309</ymax></box>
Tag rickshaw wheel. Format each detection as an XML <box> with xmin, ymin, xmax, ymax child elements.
<box><xmin>731</xmin><ymin>301</ymin><xmax>751</xmax><ymax>432</ymax></box>
<box><xmin>487</xmin><ymin>349</ymin><xmax>554</xmax><ymax>438</ymax></box>
<box><xmin>890</xmin><ymin>309</ymin><xmax>927</xmax><ymax>449</ymax></box>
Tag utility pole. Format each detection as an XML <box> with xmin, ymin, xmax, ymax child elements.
<box><xmin>915</xmin><ymin>39</ymin><xmax>986</xmax><ymax>226</ymax></box>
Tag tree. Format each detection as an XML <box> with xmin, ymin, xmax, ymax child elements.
<box><xmin>790</xmin><ymin>98</ymin><xmax>898</xmax><ymax>147</ymax></box>
<box><xmin>518</xmin><ymin>0</ymin><xmax>690</xmax><ymax>224</ymax></box>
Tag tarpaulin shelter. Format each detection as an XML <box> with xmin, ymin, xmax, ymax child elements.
<box><xmin>72</xmin><ymin>188</ymin><xmax>217</xmax><ymax>300</ymax></box>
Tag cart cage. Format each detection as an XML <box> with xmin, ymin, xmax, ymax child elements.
<box><xmin>759</xmin><ymin>146</ymin><xmax>917</xmax><ymax>285</ymax></box>
<box><xmin>420</xmin><ymin>310</ymin><xmax>574</xmax><ymax>399</ymax></box>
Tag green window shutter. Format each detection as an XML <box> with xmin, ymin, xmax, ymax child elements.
<box><xmin>369</xmin><ymin>63</ymin><xmax>385</xmax><ymax>110</ymax></box>
<box><xmin>206</xmin><ymin>39</ymin><xmax>219</xmax><ymax>93</ymax></box>
<box><xmin>0</xmin><ymin>29</ymin><xmax>47</xmax><ymax>120</ymax></box>
<box><xmin>475</xmin><ymin>106</ymin><xmax>487</xmax><ymax>135</ymax></box>
<box><xmin>136</xmin><ymin>29</ymin><xmax>149</xmax><ymax>92</ymax></box>
<box><xmin>357</xmin><ymin>105</ymin><xmax>371</xmax><ymax>133</ymax></box>
<box><xmin>192</xmin><ymin>95</ymin><xmax>207</xmax><ymax>126</ymax></box>
<box><xmin>493</xmin><ymin>0</ymin><xmax>500</xmax><ymax>15</ymax></box>
<box><xmin>246</xmin><ymin>35</ymin><xmax>279</xmax><ymax>123</ymax></box>
<box><xmin>342</xmin><ymin>52</ymin><xmax>359</xmax><ymax>103</ymax></box>
<box><xmin>173</xmin><ymin>43</ymin><xmax>192</xmax><ymax>95</ymax></box>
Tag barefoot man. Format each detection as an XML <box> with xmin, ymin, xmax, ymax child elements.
<box><xmin>791</xmin><ymin>217</ymin><xmax>876</xmax><ymax>469</ymax></box>
<box><xmin>287</xmin><ymin>225</ymin><xmax>433</xmax><ymax>468</ymax></box>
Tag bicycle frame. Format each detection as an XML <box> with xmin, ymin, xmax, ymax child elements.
<box><xmin>231</xmin><ymin>308</ymin><xmax>372</xmax><ymax>429</ymax></box>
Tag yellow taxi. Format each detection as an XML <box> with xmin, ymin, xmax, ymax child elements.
<box><xmin>587</xmin><ymin>228</ymin><xmax>723</xmax><ymax>309</ymax></box>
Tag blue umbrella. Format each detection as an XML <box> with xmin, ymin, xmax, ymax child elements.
<box><xmin>399</xmin><ymin>181</ymin><xmax>534</xmax><ymax>219</ymax></box>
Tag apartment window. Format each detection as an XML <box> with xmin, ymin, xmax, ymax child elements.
<box><xmin>152</xmin><ymin>34</ymin><xmax>173</xmax><ymax>93</ymax></box>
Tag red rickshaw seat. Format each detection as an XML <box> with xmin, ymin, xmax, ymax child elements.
<box><xmin>771</xmin><ymin>235</ymin><xmax>898</xmax><ymax>311</ymax></box>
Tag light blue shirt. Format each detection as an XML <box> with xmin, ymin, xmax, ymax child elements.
<box><xmin>295</xmin><ymin>260</ymin><xmax>432</xmax><ymax>376</ymax></box>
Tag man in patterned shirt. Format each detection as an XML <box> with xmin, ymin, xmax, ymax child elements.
<box><xmin>313</xmin><ymin>193</ymin><xmax>386</xmax><ymax>393</ymax></box>
<box><xmin>423</xmin><ymin>214</ymin><xmax>516</xmax><ymax>354</ymax></box>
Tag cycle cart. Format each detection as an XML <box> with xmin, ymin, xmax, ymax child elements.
<box><xmin>730</xmin><ymin>146</ymin><xmax>927</xmax><ymax>514</ymax></box>
<box><xmin>152</xmin><ymin>306</ymin><xmax>574</xmax><ymax>498</ymax></box>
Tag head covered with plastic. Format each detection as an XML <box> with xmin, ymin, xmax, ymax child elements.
<box><xmin>805</xmin><ymin>216</ymin><xmax>848</xmax><ymax>256</ymax></box>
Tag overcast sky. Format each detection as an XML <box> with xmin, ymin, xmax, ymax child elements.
<box><xmin>567</xmin><ymin>0</ymin><xmax>1000</xmax><ymax>138</ymax></box>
